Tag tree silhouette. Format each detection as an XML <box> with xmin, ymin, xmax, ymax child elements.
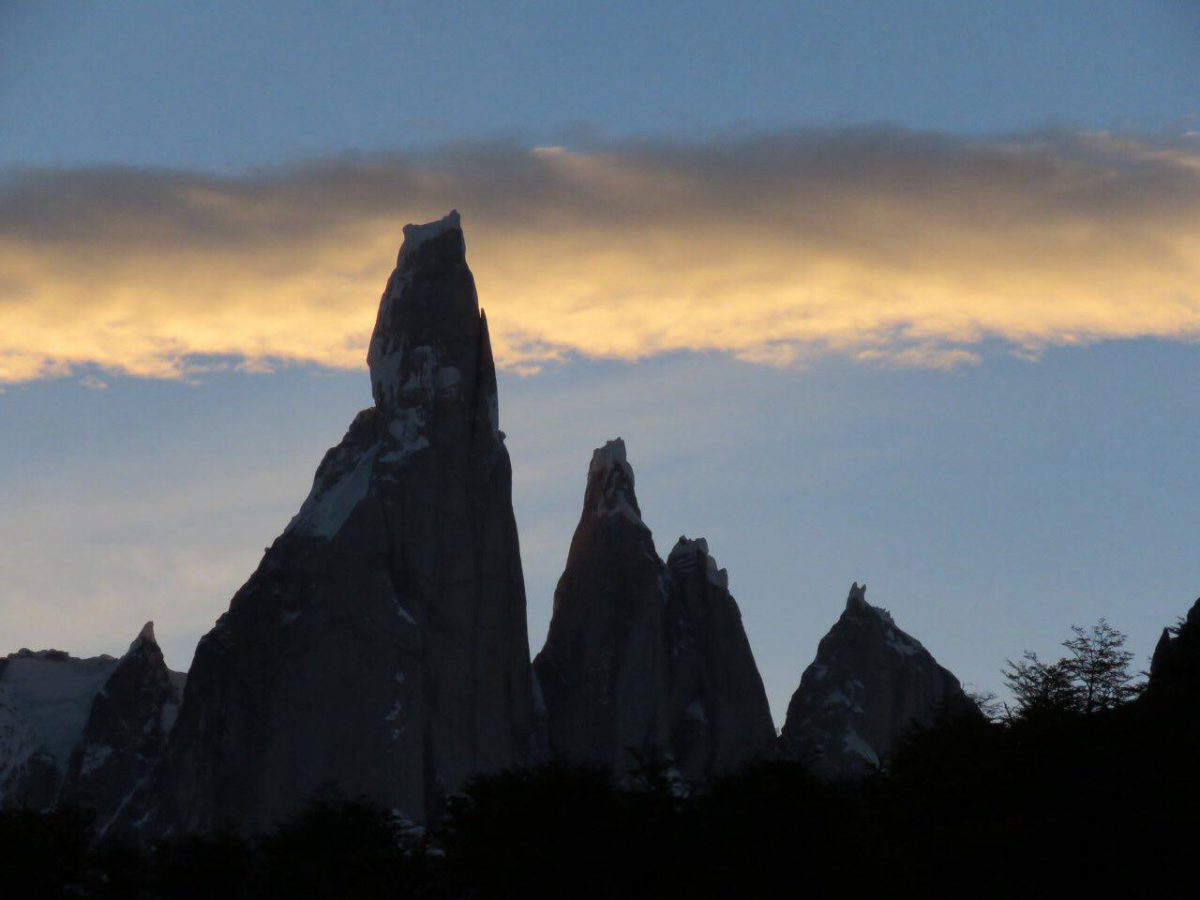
<box><xmin>1003</xmin><ymin>619</ymin><xmax>1141</xmax><ymax>717</ymax></box>
<box><xmin>1060</xmin><ymin>618</ymin><xmax>1140</xmax><ymax>713</ymax></box>
<box><xmin>1002</xmin><ymin>651</ymin><xmax>1077</xmax><ymax>717</ymax></box>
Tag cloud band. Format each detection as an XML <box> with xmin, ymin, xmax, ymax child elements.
<box><xmin>1</xmin><ymin>128</ymin><xmax>1198</xmax><ymax>383</ymax></box>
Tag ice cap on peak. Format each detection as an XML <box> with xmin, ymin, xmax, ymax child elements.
<box><xmin>589</xmin><ymin>438</ymin><xmax>628</xmax><ymax>477</ymax></box>
<box><xmin>587</xmin><ymin>438</ymin><xmax>643</xmax><ymax>524</ymax></box>
<box><xmin>397</xmin><ymin>210</ymin><xmax>462</xmax><ymax>264</ymax></box>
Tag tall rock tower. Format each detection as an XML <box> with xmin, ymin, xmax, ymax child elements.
<box><xmin>149</xmin><ymin>211</ymin><xmax>535</xmax><ymax>831</ymax></box>
<box><xmin>533</xmin><ymin>439</ymin><xmax>775</xmax><ymax>778</ymax></box>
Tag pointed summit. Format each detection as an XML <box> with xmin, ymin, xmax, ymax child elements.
<box><xmin>586</xmin><ymin>438</ymin><xmax>643</xmax><ymax>524</ymax></box>
<box><xmin>782</xmin><ymin>585</ymin><xmax>975</xmax><ymax>777</ymax></box>
<box><xmin>134</xmin><ymin>621</ymin><xmax>156</xmax><ymax>648</ymax></box>
<box><xmin>60</xmin><ymin>623</ymin><xmax>184</xmax><ymax>833</ymax></box>
<box><xmin>845</xmin><ymin>582</ymin><xmax>868</xmax><ymax>612</ymax></box>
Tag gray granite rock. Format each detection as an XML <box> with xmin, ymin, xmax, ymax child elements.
<box><xmin>781</xmin><ymin>583</ymin><xmax>975</xmax><ymax>777</ymax></box>
<box><xmin>142</xmin><ymin>211</ymin><xmax>535</xmax><ymax>833</ymax></box>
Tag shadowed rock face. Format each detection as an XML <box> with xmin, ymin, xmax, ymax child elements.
<box><xmin>664</xmin><ymin>537</ymin><xmax>778</xmax><ymax>777</ymax></box>
<box><xmin>533</xmin><ymin>439</ymin><xmax>775</xmax><ymax>778</ymax></box>
<box><xmin>59</xmin><ymin>623</ymin><xmax>183</xmax><ymax>832</ymax></box>
<box><xmin>0</xmin><ymin>649</ymin><xmax>118</xmax><ymax>810</ymax></box>
<box><xmin>1148</xmin><ymin>597</ymin><xmax>1200</xmax><ymax>708</ymax></box>
<box><xmin>145</xmin><ymin>211</ymin><xmax>535</xmax><ymax>833</ymax></box>
<box><xmin>781</xmin><ymin>583</ymin><xmax>975</xmax><ymax>777</ymax></box>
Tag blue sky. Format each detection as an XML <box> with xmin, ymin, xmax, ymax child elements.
<box><xmin>2</xmin><ymin>1</ymin><xmax>1198</xmax><ymax>722</ymax></box>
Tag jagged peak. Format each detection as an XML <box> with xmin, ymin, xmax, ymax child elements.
<box><xmin>369</xmin><ymin>210</ymin><xmax>478</xmax><ymax>411</ymax></box>
<box><xmin>397</xmin><ymin>210</ymin><xmax>463</xmax><ymax>265</ymax></box>
<box><xmin>589</xmin><ymin>438</ymin><xmax>629</xmax><ymax>477</ymax></box>
<box><xmin>668</xmin><ymin>535</ymin><xmax>729</xmax><ymax>590</ymax></box>
<box><xmin>586</xmin><ymin>438</ymin><xmax>642</xmax><ymax>525</ymax></box>
<box><xmin>845</xmin><ymin>582</ymin><xmax>869</xmax><ymax>612</ymax></box>
<box><xmin>127</xmin><ymin>621</ymin><xmax>159</xmax><ymax>654</ymax></box>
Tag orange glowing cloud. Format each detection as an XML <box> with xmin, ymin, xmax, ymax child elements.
<box><xmin>1</xmin><ymin>128</ymin><xmax>1198</xmax><ymax>384</ymax></box>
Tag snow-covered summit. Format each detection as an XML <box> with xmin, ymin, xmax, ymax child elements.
<box><xmin>586</xmin><ymin>438</ymin><xmax>642</xmax><ymax>525</ymax></box>
<box><xmin>397</xmin><ymin>210</ymin><xmax>463</xmax><ymax>265</ymax></box>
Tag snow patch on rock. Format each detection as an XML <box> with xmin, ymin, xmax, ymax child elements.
<box><xmin>842</xmin><ymin>729</ymin><xmax>880</xmax><ymax>769</ymax></box>
<box><xmin>588</xmin><ymin>439</ymin><xmax>644</xmax><ymax>524</ymax></box>
<box><xmin>383</xmin><ymin>408</ymin><xmax>430</xmax><ymax>463</ymax></box>
<box><xmin>397</xmin><ymin>210</ymin><xmax>462</xmax><ymax>265</ymax></box>
<box><xmin>0</xmin><ymin>652</ymin><xmax>117</xmax><ymax>770</ymax></box>
<box><xmin>292</xmin><ymin>445</ymin><xmax>381</xmax><ymax>539</ymax></box>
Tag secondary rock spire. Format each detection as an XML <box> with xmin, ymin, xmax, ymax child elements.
<box><xmin>534</xmin><ymin>438</ymin><xmax>776</xmax><ymax>778</ymax></box>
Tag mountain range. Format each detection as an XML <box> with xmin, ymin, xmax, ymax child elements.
<box><xmin>10</xmin><ymin>211</ymin><xmax>1190</xmax><ymax>835</ymax></box>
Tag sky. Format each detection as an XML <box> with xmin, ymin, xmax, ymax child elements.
<box><xmin>2</xmin><ymin>1</ymin><xmax>1199</xmax><ymax>724</ymax></box>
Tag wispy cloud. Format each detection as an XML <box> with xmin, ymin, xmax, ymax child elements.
<box><xmin>1</xmin><ymin>128</ymin><xmax>1198</xmax><ymax>383</ymax></box>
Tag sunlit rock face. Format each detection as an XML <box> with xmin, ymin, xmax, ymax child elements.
<box><xmin>58</xmin><ymin>623</ymin><xmax>184</xmax><ymax>832</ymax></box>
<box><xmin>781</xmin><ymin>584</ymin><xmax>975</xmax><ymax>778</ymax></box>
<box><xmin>533</xmin><ymin>440</ymin><xmax>775</xmax><ymax>778</ymax></box>
<box><xmin>144</xmin><ymin>211</ymin><xmax>535</xmax><ymax>833</ymax></box>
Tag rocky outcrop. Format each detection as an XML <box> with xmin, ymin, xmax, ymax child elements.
<box><xmin>59</xmin><ymin>623</ymin><xmax>183</xmax><ymax>831</ymax></box>
<box><xmin>664</xmin><ymin>537</ymin><xmax>777</xmax><ymax>777</ymax></box>
<box><xmin>533</xmin><ymin>439</ymin><xmax>775</xmax><ymax>778</ymax></box>
<box><xmin>1147</xmin><ymin>597</ymin><xmax>1200</xmax><ymax>709</ymax></box>
<box><xmin>0</xmin><ymin>649</ymin><xmax>118</xmax><ymax>809</ymax></box>
<box><xmin>141</xmin><ymin>211</ymin><xmax>535</xmax><ymax>833</ymax></box>
<box><xmin>781</xmin><ymin>583</ymin><xmax>975</xmax><ymax>777</ymax></box>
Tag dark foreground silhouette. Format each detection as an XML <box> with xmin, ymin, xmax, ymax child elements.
<box><xmin>4</xmin><ymin>611</ymin><xmax>1200</xmax><ymax>898</ymax></box>
<box><xmin>3</xmin><ymin>690</ymin><xmax>1198</xmax><ymax>900</ymax></box>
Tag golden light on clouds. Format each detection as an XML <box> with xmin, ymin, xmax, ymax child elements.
<box><xmin>1</xmin><ymin>128</ymin><xmax>1198</xmax><ymax>384</ymax></box>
